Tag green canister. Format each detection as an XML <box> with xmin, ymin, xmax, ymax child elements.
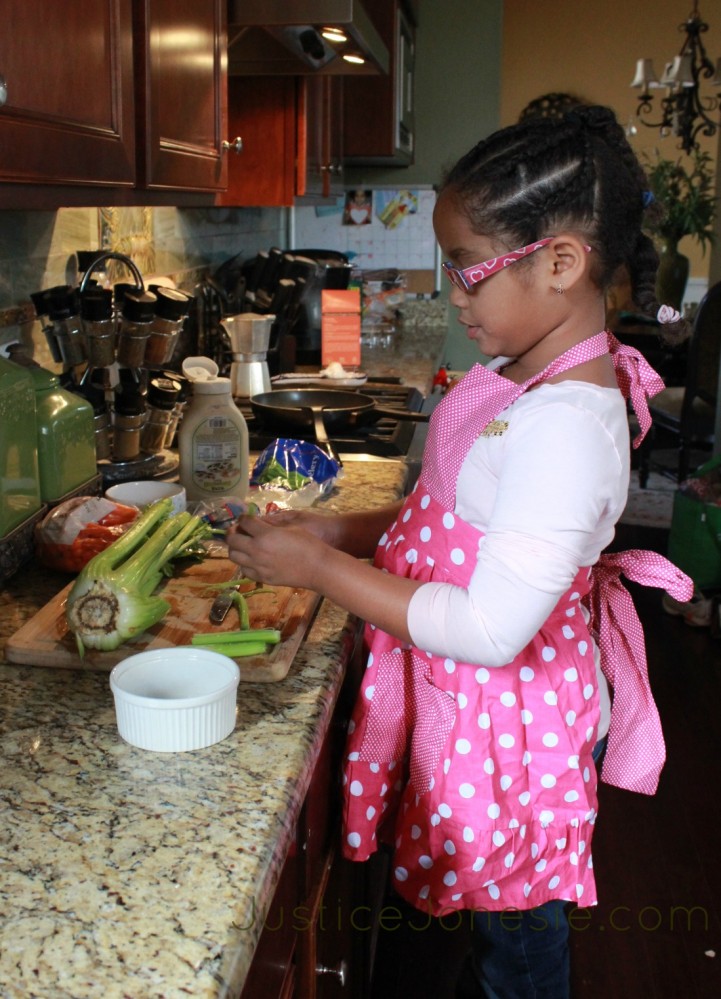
<box><xmin>0</xmin><ymin>356</ymin><xmax>42</xmax><ymax>537</ymax></box>
<box><xmin>25</xmin><ymin>364</ymin><xmax>97</xmax><ymax>502</ymax></box>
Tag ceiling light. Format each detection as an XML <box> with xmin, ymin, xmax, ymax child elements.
<box><xmin>321</xmin><ymin>27</ymin><xmax>348</xmax><ymax>44</ymax></box>
<box><xmin>342</xmin><ymin>52</ymin><xmax>366</xmax><ymax>65</ymax></box>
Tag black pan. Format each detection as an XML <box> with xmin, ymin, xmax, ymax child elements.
<box><xmin>250</xmin><ymin>388</ymin><xmax>428</xmax><ymax>465</ymax></box>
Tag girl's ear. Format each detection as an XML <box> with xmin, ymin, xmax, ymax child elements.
<box><xmin>544</xmin><ymin>235</ymin><xmax>590</xmax><ymax>291</ymax></box>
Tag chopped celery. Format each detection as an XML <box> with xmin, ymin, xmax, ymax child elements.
<box><xmin>195</xmin><ymin>641</ymin><xmax>270</xmax><ymax>657</ymax></box>
<box><xmin>191</xmin><ymin>628</ymin><xmax>281</xmax><ymax>646</ymax></box>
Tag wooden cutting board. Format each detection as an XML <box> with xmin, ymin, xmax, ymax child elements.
<box><xmin>4</xmin><ymin>557</ymin><xmax>321</xmax><ymax>682</ymax></box>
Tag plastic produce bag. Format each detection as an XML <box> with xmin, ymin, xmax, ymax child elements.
<box><xmin>249</xmin><ymin>439</ymin><xmax>341</xmax><ymax>510</ymax></box>
<box><xmin>35</xmin><ymin>496</ymin><xmax>139</xmax><ymax>573</ymax></box>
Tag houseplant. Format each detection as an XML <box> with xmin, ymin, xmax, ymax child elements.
<box><xmin>644</xmin><ymin>149</ymin><xmax>717</xmax><ymax>311</ymax></box>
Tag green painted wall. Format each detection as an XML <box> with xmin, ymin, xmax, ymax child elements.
<box><xmin>347</xmin><ymin>0</ymin><xmax>502</xmax><ymax>189</ymax></box>
<box><xmin>347</xmin><ymin>0</ymin><xmax>503</xmax><ymax>370</ymax></box>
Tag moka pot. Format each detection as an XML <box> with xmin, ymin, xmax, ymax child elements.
<box><xmin>222</xmin><ymin>313</ymin><xmax>275</xmax><ymax>398</ymax></box>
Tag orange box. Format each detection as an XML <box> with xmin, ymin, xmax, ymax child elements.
<box><xmin>321</xmin><ymin>289</ymin><xmax>361</xmax><ymax>368</ymax></box>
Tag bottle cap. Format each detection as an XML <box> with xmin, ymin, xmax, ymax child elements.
<box><xmin>114</xmin><ymin>283</ymin><xmax>143</xmax><ymax>309</ymax></box>
<box><xmin>113</xmin><ymin>387</ymin><xmax>147</xmax><ymax>415</ymax></box>
<box><xmin>80</xmin><ymin>288</ymin><xmax>113</xmax><ymax>321</ymax></box>
<box><xmin>191</xmin><ymin>376</ymin><xmax>234</xmax><ymax>394</ymax></box>
<box><xmin>154</xmin><ymin>288</ymin><xmax>192</xmax><ymax>321</ymax></box>
<box><xmin>182</xmin><ymin>356</ymin><xmax>219</xmax><ymax>382</ymax></box>
<box><xmin>47</xmin><ymin>285</ymin><xmax>79</xmax><ymax>320</ymax></box>
<box><xmin>148</xmin><ymin>377</ymin><xmax>181</xmax><ymax>409</ymax></box>
<box><xmin>122</xmin><ymin>291</ymin><xmax>157</xmax><ymax>323</ymax></box>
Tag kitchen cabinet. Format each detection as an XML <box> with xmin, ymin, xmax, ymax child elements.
<box><xmin>343</xmin><ymin>0</ymin><xmax>417</xmax><ymax>165</ymax></box>
<box><xmin>297</xmin><ymin>75</ymin><xmax>345</xmax><ymax>201</ymax></box>
<box><xmin>134</xmin><ymin>0</ymin><xmax>228</xmax><ymax>193</ymax></box>
<box><xmin>240</xmin><ymin>634</ymin><xmax>382</xmax><ymax>999</ymax></box>
<box><xmin>223</xmin><ymin>75</ymin><xmax>296</xmax><ymax>207</ymax></box>
<box><xmin>222</xmin><ymin>74</ymin><xmax>343</xmax><ymax>208</ymax></box>
<box><xmin>0</xmin><ymin>0</ymin><xmax>135</xmax><ymax>190</ymax></box>
<box><xmin>0</xmin><ymin>0</ymin><xmax>229</xmax><ymax>206</ymax></box>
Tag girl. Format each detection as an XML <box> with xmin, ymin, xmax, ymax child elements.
<box><xmin>227</xmin><ymin>105</ymin><xmax>693</xmax><ymax>997</ymax></box>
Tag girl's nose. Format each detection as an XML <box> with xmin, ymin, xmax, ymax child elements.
<box><xmin>449</xmin><ymin>283</ymin><xmax>469</xmax><ymax>308</ymax></box>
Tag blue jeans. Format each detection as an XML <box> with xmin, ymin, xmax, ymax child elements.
<box><xmin>457</xmin><ymin>901</ymin><xmax>570</xmax><ymax>999</ymax></box>
<box><xmin>455</xmin><ymin>740</ymin><xmax>606</xmax><ymax>998</ymax></box>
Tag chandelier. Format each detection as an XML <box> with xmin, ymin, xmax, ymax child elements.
<box><xmin>630</xmin><ymin>2</ymin><xmax>721</xmax><ymax>154</ymax></box>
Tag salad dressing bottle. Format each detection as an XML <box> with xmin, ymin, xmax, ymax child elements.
<box><xmin>178</xmin><ymin>357</ymin><xmax>249</xmax><ymax>501</ymax></box>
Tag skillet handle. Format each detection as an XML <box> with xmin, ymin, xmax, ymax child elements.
<box><xmin>307</xmin><ymin>406</ymin><xmax>343</xmax><ymax>468</ymax></box>
<box><xmin>372</xmin><ymin>407</ymin><xmax>428</xmax><ymax>422</ymax></box>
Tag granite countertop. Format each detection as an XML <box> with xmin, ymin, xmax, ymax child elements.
<box><xmin>0</xmin><ymin>459</ymin><xmax>408</xmax><ymax>999</ymax></box>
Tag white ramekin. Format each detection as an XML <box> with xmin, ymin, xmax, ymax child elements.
<box><xmin>109</xmin><ymin>648</ymin><xmax>240</xmax><ymax>752</ymax></box>
<box><xmin>105</xmin><ymin>480</ymin><xmax>187</xmax><ymax>514</ymax></box>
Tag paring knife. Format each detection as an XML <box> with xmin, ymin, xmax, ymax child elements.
<box><xmin>209</xmin><ymin>567</ymin><xmax>246</xmax><ymax>624</ymax></box>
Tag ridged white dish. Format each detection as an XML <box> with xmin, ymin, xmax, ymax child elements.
<box><xmin>105</xmin><ymin>480</ymin><xmax>187</xmax><ymax>514</ymax></box>
<box><xmin>110</xmin><ymin>648</ymin><xmax>240</xmax><ymax>752</ymax></box>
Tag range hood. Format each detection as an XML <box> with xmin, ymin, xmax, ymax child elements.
<box><xmin>227</xmin><ymin>0</ymin><xmax>390</xmax><ymax>76</ymax></box>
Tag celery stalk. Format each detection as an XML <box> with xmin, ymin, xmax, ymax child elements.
<box><xmin>195</xmin><ymin>641</ymin><xmax>269</xmax><ymax>657</ymax></box>
<box><xmin>191</xmin><ymin>628</ymin><xmax>281</xmax><ymax>646</ymax></box>
<box><xmin>65</xmin><ymin>498</ymin><xmax>213</xmax><ymax>655</ymax></box>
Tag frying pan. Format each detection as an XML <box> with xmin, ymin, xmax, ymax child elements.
<box><xmin>250</xmin><ymin>388</ymin><xmax>428</xmax><ymax>465</ymax></box>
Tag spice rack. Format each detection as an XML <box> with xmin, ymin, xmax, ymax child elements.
<box><xmin>34</xmin><ymin>252</ymin><xmax>193</xmax><ymax>487</ymax></box>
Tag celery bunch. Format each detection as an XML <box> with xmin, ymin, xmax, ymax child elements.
<box><xmin>65</xmin><ymin>498</ymin><xmax>213</xmax><ymax>656</ymax></box>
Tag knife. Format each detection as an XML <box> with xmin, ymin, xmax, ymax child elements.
<box><xmin>209</xmin><ymin>567</ymin><xmax>246</xmax><ymax>624</ymax></box>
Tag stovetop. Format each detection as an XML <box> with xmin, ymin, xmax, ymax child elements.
<box><xmin>238</xmin><ymin>382</ymin><xmax>426</xmax><ymax>458</ymax></box>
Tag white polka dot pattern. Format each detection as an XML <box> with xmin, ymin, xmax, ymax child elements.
<box><xmin>339</xmin><ymin>332</ymin><xmax>692</xmax><ymax>918</ymax></box>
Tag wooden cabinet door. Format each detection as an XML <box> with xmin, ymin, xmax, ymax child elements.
<box><xmin>135</xmin><ymin>0</ymin><xmax>228</xmax><ymax>191</ymax></box>
<box><xmin>222</xmin><ymin>75</ymin><xmax>297</xmax><ymax>207</ymax></box>
<box><xmin>298</xmin><ymin>76</ymin><xmax>344</xmax><ymax>201</ymax></box>
<box><xmin>0</xmin><ymin>0</ymin><xmax>135</xmax><ymax>187</ymax></box>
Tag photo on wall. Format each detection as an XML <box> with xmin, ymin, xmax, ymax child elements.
<box><xmin>376</xmin><ymin>190</ymin><xmax>419</xmax><ymax>229</ymax></box>
<box><xmin>342</xmin><ymin>189</ymin><xmax>373</xmax><ymax>225</ymax></box>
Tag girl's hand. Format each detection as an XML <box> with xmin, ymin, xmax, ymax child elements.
<box><xmin>226</xmin><ymin>514</ymin><xmax>325</xmax><ymax>590</ymax></box>
<box><xmin>261</xmin><ymin>507</ymin><xmax>341</xmax><ymax>546</ymax></box>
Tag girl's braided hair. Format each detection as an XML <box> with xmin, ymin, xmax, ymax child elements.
<box><xmin>440</xmin><ymin>104</ymin><xmax>688</xmax><ymax>342</ymax></box>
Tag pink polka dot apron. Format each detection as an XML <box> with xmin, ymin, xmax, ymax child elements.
<box><xmin>341</xmin><ymin>331</ymin><xmax>693</xmax><ymax>916</ymax></box>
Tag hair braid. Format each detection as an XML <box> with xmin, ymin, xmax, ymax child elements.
<box><xmin>439</xmin><ymin>104</ymin><xmax>691</xmax><ymax>339</ymax></box>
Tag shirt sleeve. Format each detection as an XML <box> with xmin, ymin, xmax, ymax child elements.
<box><xmin>407</xmin><ymin>392</ymin><xmax>627</xmax><ymax>666</ymax></box>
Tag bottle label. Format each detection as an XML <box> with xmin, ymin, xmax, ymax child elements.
<box><xmin>190</xmin><ymin>417</ymin><xmax>243</xmax><ymax>493</ymax></box>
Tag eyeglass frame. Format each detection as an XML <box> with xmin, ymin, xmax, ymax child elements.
<box><xmin>442</xmin><ymin>237</ymin><xmax>591</xmax><ymax>291</ymax></box>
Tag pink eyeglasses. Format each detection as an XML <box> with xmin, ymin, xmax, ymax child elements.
<box><xmin>442</xmin><ymin>238</ymin><xmax>554</xmax><ymax>291</ymax></box>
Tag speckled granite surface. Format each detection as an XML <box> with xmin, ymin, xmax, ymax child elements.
<box><xmin>0</xmin><ymin>459</ymin><xmax>408</xmax><ymax>999</ymax></box>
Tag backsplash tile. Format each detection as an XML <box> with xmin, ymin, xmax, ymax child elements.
<box><xmin>0</xmin><ymin>204</ymin><xmax>287</xmax><ymax>367</ymax></box>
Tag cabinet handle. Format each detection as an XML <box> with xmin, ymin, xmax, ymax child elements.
<box><xmin>0</xmin><ymin>76</ymin><xmax>7</xmax><ymax>107</ymax></box>
<box><xmin>316</xmin><ymin>959</ymin><xmax>348</xmax><ymax>987</ymax></box>
<box><xmin>222</xmin><ymin>136</ymin><xmax>243</xmax><ymax>155</ymax></box>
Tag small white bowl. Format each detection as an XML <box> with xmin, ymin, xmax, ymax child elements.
<box><xmin>110</xmin><ymin>648</ymin><xmax>240</xmax><ymax>752</ymax></box>
<box><xmin>106</xmin><ymin>480</ymin><xmax>187</xmax><ymax>515</ymax></box>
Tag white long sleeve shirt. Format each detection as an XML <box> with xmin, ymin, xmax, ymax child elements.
<box><xmin>407</xmin><ymin>376</ymin><xmax>631</xmax><ymax>736</ymax></box>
